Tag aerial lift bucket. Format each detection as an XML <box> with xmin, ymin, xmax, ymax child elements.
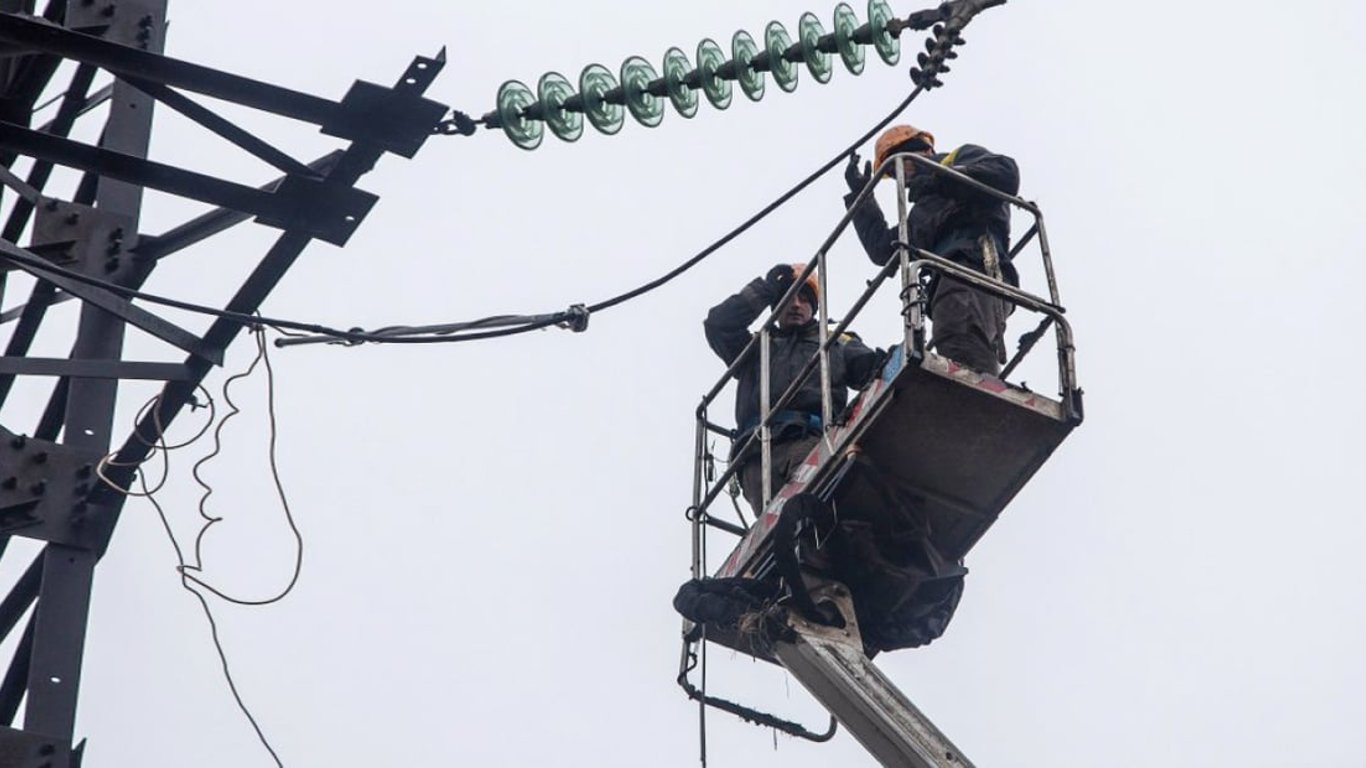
<box><xmin>677</xmin><ymin>150</ymin><xmax>1082</xmax><ymax>766</ymax></box>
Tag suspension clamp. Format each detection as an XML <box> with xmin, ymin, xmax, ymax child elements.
<box><xmin>561</xmin><ymin>304</ymin><xmax>590</xmax><ymax>333</ymax></box>
<box><xmin>433</xmin><ymin>109</ymin><xmax>479</xmax><ymax>136</ymax></box>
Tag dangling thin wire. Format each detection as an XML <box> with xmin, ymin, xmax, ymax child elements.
<box><xmin>182</xmin><ymin>325</ymin><xmax>303</xmax><ymax>606</ymax></box>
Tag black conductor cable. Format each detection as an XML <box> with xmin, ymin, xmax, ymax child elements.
<box><xmin>0</xmin><ymin>83</ymin><xmax>926</xmax><ymax>346</ymax></box>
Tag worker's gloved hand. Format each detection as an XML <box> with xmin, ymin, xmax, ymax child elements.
<box><xmin>765</xmin><ymin>263</ymin><xmax>795</xmax><ymax>302</ymax></box>
<box><xmin>844</xmin><ymin>153</ymin><xmax>873</xmax><ymax>194</ymax></box>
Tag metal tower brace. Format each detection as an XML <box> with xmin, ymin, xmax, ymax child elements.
<box><xmin>0</xmin><ymin>3</ymin><xmax>450</xmax><ymax>765</ymax></box>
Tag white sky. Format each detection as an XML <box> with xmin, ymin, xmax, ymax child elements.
<box><xmin>3</xmin><ymin>1</ymin><xmax>1366</xmax><ymax>766</ymax></box>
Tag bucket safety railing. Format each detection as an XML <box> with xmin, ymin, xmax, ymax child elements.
<box><xmin>688</xmin><ymin>149</ymin><xmax>1077</xmax><ymax>547</ymax></box>
<box><xmin>890</xmin><ymin>151</ymin><xmax>1078</xmax><ymax>395</ymax></box>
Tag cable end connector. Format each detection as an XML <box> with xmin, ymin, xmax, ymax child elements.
<box><xmin>560</xmin><ymin>304</ymin><xmax>590</xmax><ymax>333</ymax></box>
<box><xmin>433</xmin><ymin>109</ymin><xmax>478</xmax><ymax>136</ymax></box>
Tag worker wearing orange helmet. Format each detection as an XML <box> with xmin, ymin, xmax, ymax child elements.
<box><xmin>843</xmin><ymin>125</ymin><xmax>1020</xmax><ymax>375</ymax></box>
<box><xmin>705</xmin><ymin>263</ymin><xmax>883</xmax><ymax>513</ymax></box>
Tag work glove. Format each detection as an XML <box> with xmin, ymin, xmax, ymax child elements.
<box><xmin>764</xmin><ymin>263</ymin><xmax>795</xmax><ymax>303</ymax></box>
<box><xmin>844</xmin><ymin>153</ymin><xmax>873</xmax><ymax>195</ymax></box>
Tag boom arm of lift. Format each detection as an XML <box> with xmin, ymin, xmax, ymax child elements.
<box><xmin>773</xmin><ymin>586</ymin><xmax>975</xmax><ymax>768</ymax></box>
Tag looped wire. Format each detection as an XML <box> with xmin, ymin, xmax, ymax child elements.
<box><xmin>94</xmin><ymin>386</ymin><xmax>217</xmax><ymax>497</ymax></box>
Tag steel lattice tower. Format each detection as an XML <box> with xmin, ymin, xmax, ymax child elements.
<box><xmin>0</xmin><ymin>3</ymin><xmax>448</xmax><ymax>764</ymax></box>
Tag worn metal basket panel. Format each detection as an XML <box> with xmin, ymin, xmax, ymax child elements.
<box><xmin>716</xmin><ymin>347</ymin><xmax>1074</xmax><ymax>588</ymax></box>
<box><xmin>848</xmin><ymin>351</ymin><xmax>1074</xmax><ymax>561</ymax></box>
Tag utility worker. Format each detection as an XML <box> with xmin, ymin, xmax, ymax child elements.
<box><xmin>843</xmin><ymin>125</ymin><xmax>1020</xmax><ymax>375</ymax></box>
<box><xmin>705</xmin><ymin>264</ymin><xmax>883</xmax><ymax>514</ymax></box>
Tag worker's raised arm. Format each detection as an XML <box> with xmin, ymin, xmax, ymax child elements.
<box><xmin>840</xmin><ymin>154</ymin><xmax>900</xmax><ymax>267</ymax></box>
<box><xmin>842</xmin><ymin>196</ymin><xmax>899</xmax><ymax>268</ymax></box>
<box><xmin>704</xmin><ymin>274</ymin><xmax>778</xmax><ymax>365</ymax></box>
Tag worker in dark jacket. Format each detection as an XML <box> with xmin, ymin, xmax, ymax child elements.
<box><xmin>844</xmin><ymin>125</ymin><xmax>1019</xmax><ymax>375</ymax></box>
<box><xmin>705</xmin><ymin>264</ymin><xmax>883</xmax><ymax>513</ymax></box>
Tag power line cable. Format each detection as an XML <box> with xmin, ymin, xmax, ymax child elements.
<box><xmin>585</xmin><ymin>85</ymin><xmax>923</xmax><ymax>316</ymax></box>
<box><xmin>0</xmin><ymin>85</ymin><xmax>924</xmax><ymax>347</ymax></box>
<box><xmin>280</xmin><ymin>85</ymin><xmax>927</xmax><ymax>346</ymax></box>
<box><xmin>0</xmin><ymin>244</ymin><xmax>523</xmax><ymax>344</ymax></box>
<box><xmin>290</xmin><ymin>85</ymin><xmax>927</xmax><ymax>345</ymax></box>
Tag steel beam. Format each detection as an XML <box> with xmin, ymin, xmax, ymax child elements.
<box><xmin>0</xmin><ymin>162</ymin><xmax>39</xmax><ymax>201</ymax></box>
<box><xmin>18</xmin><ymin>3</ymin><xmax>168</xmax><ymax>744</ymax></box>
<box><xmin>0</xmin><ymin>555</ymin><xmax>39</xmax><ymax>644</ymax></box>
<box><xmin>0</xmin><ymin>616</ymin><xmax>33</xmax><ymax>725</ymax></box>
<box><xmin>0</xmin><ymin>357</ymin><xmax>189</xmax><ymax>379</ymax></box>
<box><xmin>0</xmin><ymin>241</ymin><xmax>223</xmax><ymax>365</ymax></box>
<box><xmin>0</xmin><ymin>150</ymin><xmax>344</xmax><ymax>327</ymax></box>
<box><xmin>135</xmin><ymin>151</ymin><xmax>343</xmax><ymax>262</ymax></box>
<box><xmin>0</xmin><ymin>12</ymin><xmax>345</xmax><ymax>127</ymax></box>
<box><xmin>34</xmin><ymin>82</ymin><xmax>113</xmax><ymax>132</ymax></box>
<box><xmin>22</xmin><ymin>545</ymin><xmax>97</xmax><ymax>741</ymax></box>
<box><xmin>0</xmin><ymin>291</ymin><xmax>62</xmax><ymax>324</ymax></box>
<box><xmin>0</xmin><ymin>723</ymin><xmax>71</xmax><ymax>768</ymax></box>
<box><xmin>0</xmin><ymin>12</ymin><xmax>446</xmax><ymax>156</ymax></box>
<box><xmin>0</xmin><ymin>61</ymin><xmax>97</xmax><ymax>312</ymax></box>
<box><xmin>121</xmin><ymin>76</ymin><xmax>318</xmax><ymax>178</ymax></box>
<box><xmin>0</xmin><ymin>281</ymin><xmax>58</xmax><ymax>407</ymax></box>
<box><xmin>1</xmin><ymin>64</ymin><xmax>97</xmax><ymax>244</ymax></box>
<box><xmin>0</xmin><ymin>121</ymin><xmax>377</xmax><ymax>245</ymax></box>
<box><xmin>33</xmin><ymin>376</ymin><xmax>66</xmax><ymax>440</ymax></box>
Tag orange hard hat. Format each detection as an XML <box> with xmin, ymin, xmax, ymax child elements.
<box><xmin>791</xmin><ymin>263</ymin><xmax>820</xmax><ymax>302</ymax></box>
<box><xmin>874</xmin><ymin>125</ymin><xmax>935</xmax><ymax>176</ymax></box>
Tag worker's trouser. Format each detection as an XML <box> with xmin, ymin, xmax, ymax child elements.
<box><xmin>930</xmin><ymin>274</ymin><xmax>1010</xmax><ymax>376</ymax></box>
<box><xmin>737</xmin><ymin>434</ymin><xmax>820</xmax><ymax>514</ymax></box>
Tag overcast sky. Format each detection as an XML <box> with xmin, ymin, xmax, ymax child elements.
<box><xmin>3</xmin><ymin>1</ymin><xmax>1365</xmax><ymax>766</ymax></box>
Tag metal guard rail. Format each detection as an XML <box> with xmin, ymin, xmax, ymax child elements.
<box><xmin>690</xmin><ymin>148</ymin><xmax>1075</xmax><ymax>541</ymax></box>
